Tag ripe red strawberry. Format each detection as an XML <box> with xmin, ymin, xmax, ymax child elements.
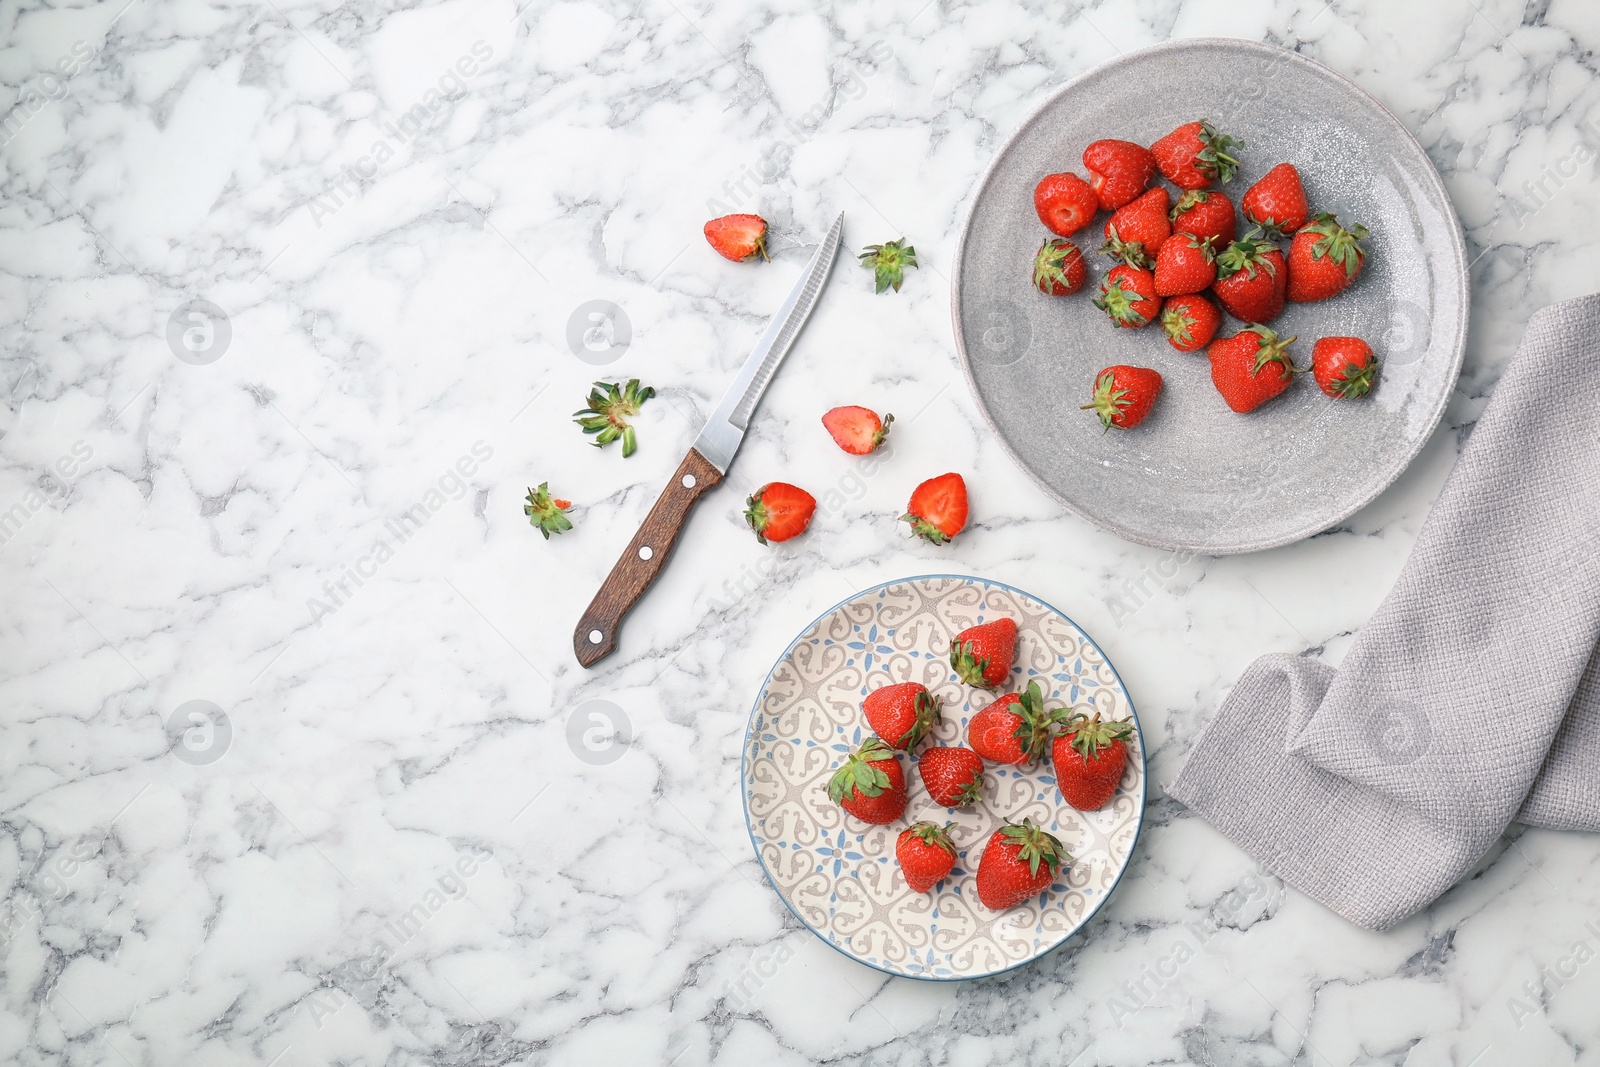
<box><xmin>1208</xmin><ymin>325</ymin><xmax>1299</xmax><ymax>414</ymax></box>
<box><xmin>1169</xmin><ymin>189</ymin><xmax>1236</xmax><ymax>248</ymax></box>
<box><xmin>821</xmin><ymin>405</ymin><xmax>893</xmax><ymax>455</ymax></box>
<box><xmin>1034</xmin><ymin>172</ymin><xmax>1098</xmax><ymax>237</ymax></box>
<box><xmin>1100</xmin><ymin>187</ymin><xmax>1171</xmax><ymax>267</ymax></box>
<box><xmin>966</xmin><ymin>680</ymin><xmax>1052</xmax><ymax>765</ymax></box>
<box><xmin>976</xmin><ymin>819</ymin><xmax>1067</xmax><ymax>910</ymax></box>
<box><xmin>704</xmin><ymin>213</ymin><xmax>769</xmax><ymax>262</ymax></box>
<box><xmin>862</xmin><ymin>681</ymin><xmax>942</xmax><ymax>750</ymax></box>
<box><xmin>918</xmin><ymin>747</ymin><xmax>985</xmax><ymax>807</ymax></box>
<box><xmin>1092</xmin><ymin>264</ymin><xmax>1159</xmax><ymax>328</ymax></box>
<box><xmin>826</xmin><ymin>738</ymin><xmax>907</xmax><ymax>824</ymax></box>
<box><xmin>1033</xmin><ymin>238</ymin><xmax>1086</xmax><ymax>296</ymax></box>
<box><xmin>949</xmin><ymin>617</ymin><xmax>1018</xmax><ymax>689</ymax></box>
<box><xmin>1161</xmin><ymin>294</ymin><xmax>1222</xmax><ymax>352</ymax></box>
<box><xmin>1311</xmin><ymin>336</ymin><xmax>1378</xmax><ymax>399</ymax></box>
<box><xmin>1154</xmin><ymin>233</ymin><xmax>1216</xmax><ymax>296</ymax></box>
<box><xmin>902</xmin><ymin>472</ymin><xmax>968</xmax><ymax>545</ymax></box>
<box><xmin>1212</xmin><ymin>233</ymin><xmax>1287</xmax><ymax>324</ymax></box>
<box><xmin>1082</xmin><ymin>138</ymin><xmax>1157</xmax><ymax>211</ymax></box>
<box><xmin>1287</xmin><ymin>212</ymin><xmax>1369</xmax><ymax>302</ymax></box>
<box><xmin>744</xmin><ymin>482</ymin><xmax>816</xmax><ymax>544</ymax></box>
<box><xmin>896</xmin><ymin>822</ymin><xmax>957</xmax><ymax>893</ymax></box>
<box><xmin>1241</xmin><ymin>163</ymin><xmax>1309</xmax><ymax>236</ymax></box>
<box><xmin>1083</xmin><ymin>365</ymin><xmax>1161</xmax><ymax>430</ymax></box>
<box><xmin>1050</xmin><ymin>711</ymin><xmax>1135</xmax><ymax>811</ymax></box>
<box><xmin>1151</xmin><ymin>119</ymin><xmax>1242</xmax><ymax>189</ymax></box>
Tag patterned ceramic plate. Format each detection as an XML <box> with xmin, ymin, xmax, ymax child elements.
<box><xmin>741</xmin><ymin>575</ymin><xmax>1144</xmax><ymax>980</ymax></box>
<box><xmin>951</xmin><ymin>39</ymin><xmax>1468</xmax><ymax>554</ymax></box>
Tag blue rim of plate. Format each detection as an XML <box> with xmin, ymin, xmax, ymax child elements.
<box><xmin>738</xmin><ymin>573</ymin><xmax>1147</xmax><ymax>982</ymax></box>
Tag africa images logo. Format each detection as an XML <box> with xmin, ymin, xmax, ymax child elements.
<box><xmin>167</xmin><ymin>299</ymin><xmax>232</xmax><ymax>365</ymax></box>
<box><xmin>166</xmin><ymin>700</ymin><xmax>232</xmax><ymax>766</ymax></box>
<box><xmin>567</xmin><ymin>300</ymin><xmax>631</xmax><ymax>365</ymax></box>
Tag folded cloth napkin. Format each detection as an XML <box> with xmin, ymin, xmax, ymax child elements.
<box><xmin>1169</xmin><ymin>293</ymin><xmax>1600</xmax><ymax>930</ymax></box>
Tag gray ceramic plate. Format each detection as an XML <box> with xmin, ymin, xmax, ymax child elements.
<box><xmin>951</xmin><ymin>39</ymin><xmax>1468</xmax><ymax>554</ymax></box>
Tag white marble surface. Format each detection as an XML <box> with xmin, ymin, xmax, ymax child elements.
<box><xmin>4</xmin><ymin>0</ymin><xmax>1600</xmax><ymax>1063</ymax></box>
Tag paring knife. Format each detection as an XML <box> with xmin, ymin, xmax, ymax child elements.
<box><xmin>573</xmin><ymin>211</ymin><xmax>845</xmax><ymax>668</ymax></box>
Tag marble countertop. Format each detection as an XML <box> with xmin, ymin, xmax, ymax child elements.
<box><xmin>4</xmin><ymin>0</ymin><xmax>1600</xmax><ymax>1063</ymax></box>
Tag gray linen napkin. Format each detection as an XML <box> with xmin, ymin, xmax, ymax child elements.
<box><xmin>1169</xmin><ymin>293</ymin><xmax>1600</xmax><ymax>930</ymax></box>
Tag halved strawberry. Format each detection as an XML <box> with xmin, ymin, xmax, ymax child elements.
<box><xmin>743</xmin><ymin>482</ymin><xmax>816</xmax><ymax>544</ymax></box>
<box><xmin>949</xmin><ymin>617</ymin><xmax>1017</xmax><ymax>689</ymax></box>
<box><xmin>821</xmin><ymin>406</ymin><xmax>893</xmax><ymax>455</ymax></box>
<box><xmin>902</xmin><ymin>472</ymin><xmax>968</xmax><ymax>545</ymax></box>
<box><xmin>704</xmin><ymin>213</ymin><xmax>769</xmax><ymax>262</ymax></box>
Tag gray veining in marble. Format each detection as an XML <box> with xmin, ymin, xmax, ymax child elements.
<box><xmin>2</xmin><ymin>0</ymin><xmax>1599</xmax><ymax>1064</ymax></box>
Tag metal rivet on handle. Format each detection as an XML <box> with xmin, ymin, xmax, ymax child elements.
<box><xmin>682</xmin><ymin>474</ymin><xmax>696</xmax><ymax>488</ymax></box>
<box><xmin>588</xmin><ymin>629</ymin><xmax>603</xmax><ymax>644</ymax></box>
<box><xmin>638</xmin><ymin>546</ymin><xmax>653</xmax><ymax>560</ymax></box>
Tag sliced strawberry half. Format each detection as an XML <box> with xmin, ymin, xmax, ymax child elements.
<box><xmin>704</xmin><ymin>213</ymin><xmax>769</xmax><ymax>262</ymax></box>
<box><xmin>821</xmin><ymin>406</ymin><xmax>893</xmax><ymax>455</ymax></box>
<box><xmin>902</xmin><ymin>472</ymin><xmax>968</xmax><ymax>545</ymax></box>
<box><xmin>744</xmin><ymin>482</ymin><xmax>816</xmax><ymax>544</ymax></box>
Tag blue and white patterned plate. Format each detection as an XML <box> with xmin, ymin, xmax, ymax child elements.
<box><xmin>740</xmin><ymin>575</ymin><xmax>1145</xmax><ymax>980</ymax></box>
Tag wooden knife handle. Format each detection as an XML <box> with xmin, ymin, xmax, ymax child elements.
<box><xmin>573</xmin><ymin>448</ymin><xmax>724</xmax><ymax>668</ymax></box>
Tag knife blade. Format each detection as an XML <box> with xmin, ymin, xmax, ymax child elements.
<box><xmin>573</xmin><ymin>211</ymin><xmax>845</xmax><ymax>668</ymax></box>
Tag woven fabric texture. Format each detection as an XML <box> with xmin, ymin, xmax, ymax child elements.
<box><xmin>1169</xmin><ymin>293</ymin><xmax>1600</xmax><ymax>930</ymax></box>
